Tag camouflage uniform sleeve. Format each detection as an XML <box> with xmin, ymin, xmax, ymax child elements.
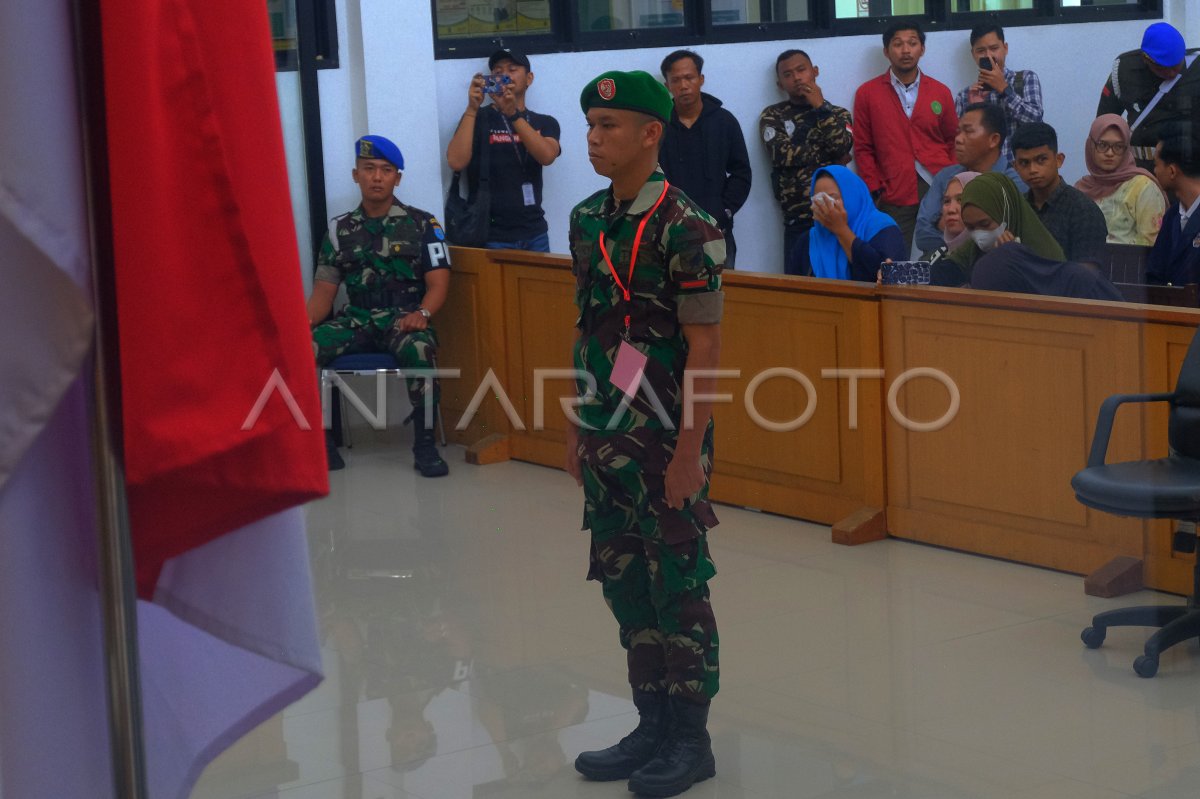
<box><xmin>666</xmin><ymin>205</ymin><xmax>725</xmax><ymax>326</ymax></box>
<box><xmin>758</xmin><ymin>106</ymin><xmax>795</xmax><ymax>167</ymax></box>
<box><xmin>313</xmin><ymin>228</ymin><xmax>341</xmax><ymax>285</ymax></box>
<box><xmin>568</xmin><ymin>205</ymin><xmax>587</xmax><ymax>329</ymax></box>
<box><xmin>813</xmin><ymin>104</ymin><xmax>854</xmax><ymax>165</ymax></box>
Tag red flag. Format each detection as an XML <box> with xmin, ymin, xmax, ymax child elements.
<box><xmin>100</xmin><ymin>0</ymin><xmax>328</xmax><ymax>596</ymax></box>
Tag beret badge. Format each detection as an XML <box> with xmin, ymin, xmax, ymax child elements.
<box><xmin>597</xmin><ymin>78</ymin><xmax>616</xmax><ymax>101</ymax></box>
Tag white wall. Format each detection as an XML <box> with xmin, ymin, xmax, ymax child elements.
<box><xmin>311</xmin><ymin>2</ymin><xmax>1186</xmax><ymax>274</ymax></box>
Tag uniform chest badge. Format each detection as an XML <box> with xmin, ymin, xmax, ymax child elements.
<box><xmin>784</xmin><ymin>120</ymin><xmax>796</xmax><ymax>137</ymax></box>
<box><xmin>931</xmin><ymin>100</ymin><xmax>943</xmax><ymax>115</ymax></box>
<box><xmin>598</xmin><ymin>78</ymin><xmax>616</xmax><ymax>101</ymax></box>
<box><xmin>763</xmin><ymin>127</ymin><xmax>776</xmax><ymax>142</ymax></box>
<box><xmin>392</xmin><ymin>243</ymin><xmax>403</xmax><ymax>254</ymax></box>
<box><xmin>1192</xmin><ymin>234</ymin><xmax>1200</xmax><ymax>249</ymax></box>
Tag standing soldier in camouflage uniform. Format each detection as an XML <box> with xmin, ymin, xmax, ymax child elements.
<box><xmin>1098</xmin><ymin>22</ymin><xmax>1199</xmax><ymax>173</ymax></box>
<box><xmin>306</xmin><ymin>135</ymin><xmax>452</xmax><ymax>476</ymax></box>
<box><xmin>567</xmin><ymin>70</ymin><xmax>725</xmax><ymax>798</ymax></box>
<box><xmin>759</xmin><ymin>49</ymin><xmax>853</xmax><ymax>270</ymax></box>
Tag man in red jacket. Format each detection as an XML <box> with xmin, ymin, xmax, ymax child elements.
<box><xmin>853</xmin><ymin>21</ymin><xmax>958</xmax><ymax>254</ymax></box>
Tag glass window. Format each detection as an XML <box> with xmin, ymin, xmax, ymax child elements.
<box><xmin>578</xmin><ymin>0</ymin><xmax>685</xmax><ymax>32</ymax></box>
<box><xmin>1059</xmin><ymin>0</ymin><xmax>1139</xmax><ymax>5</ymax></box>
<box><xmin>834</xmin><ymin>0</ymin><xmax>927</xmax><ymax>19</ymax></box>
<box><xmin>436</xmin><ymin>1</ymin><xmax>553</xmax><ymax>40</ymax></box>
<box><xmin>269</xmin><ymin>0</ymin><xmax>336</xmax><ymax>71</ymax></box>
<box><xmin>950</xmin><ymin>0</ymin><xmax>1035</xmax><ymax>11</ymax></box>
<box><xmin>268</xmin><ymin>0</ymin><xmax>298</xmax><ymax>70</ymax></box>
<box><xmin>711</xmin><ymin>0</ymin><xmax>810</xmax><ymax>25</ymax></box>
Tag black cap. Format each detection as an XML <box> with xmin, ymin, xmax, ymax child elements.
<box><xmin>488</xmin><ymin>48</ymin><xmax>530</xmax><ymax>71</ymax></box>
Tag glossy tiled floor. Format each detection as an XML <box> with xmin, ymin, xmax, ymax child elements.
<box><xmin>191</xmin><ymin>430</ymin><xmax>1200</xmax><ymax>799</ymax></box>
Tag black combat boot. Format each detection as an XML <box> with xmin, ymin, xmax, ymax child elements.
<box><xmin>627</xmin><ymin>697</ymin><xmax>715</xmax><ymax>797</ymax></box>
<box><xmin>325</xmin><ymin>430</ymin><xmax>345</xmax><ymax>471</ymax></box>
<box><xmin>575</xmin><ymin>690</ymin><xmax>668</xmax><ymax>781</ymax></box>
<box><xmin>411</xmin><ymin>408</ymin><xmax>449</xmax><ymax>478</ymax></box>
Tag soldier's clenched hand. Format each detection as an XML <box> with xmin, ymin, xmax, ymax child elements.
<box><xmin>396</xmin><ymin>312</ymin><xmax>428</xmax><ymax>333</ymax></box>
<box><xmin>565</xmin><ymin>425</ymin><xmax>583</xmax><ymax>487</ymax></box>
<box><xmin>665</xmin><ymin>450</ymin><xmax>704</xmax><ymax>510</ymax></box>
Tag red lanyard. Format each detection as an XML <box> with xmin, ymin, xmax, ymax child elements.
<box><xmin>598</xmin><ymin>181</ymin><xmax>670</xmax><ymax>334</ymax></box>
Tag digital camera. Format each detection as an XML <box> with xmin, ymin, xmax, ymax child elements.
<box><xmin>483</xmin><ymin>74</ymin><xmax>512</xmax><ymax>96</ymax></box>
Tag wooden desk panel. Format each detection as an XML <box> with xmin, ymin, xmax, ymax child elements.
<box><xmin>710</xmin><ymin>278</ymin><xmax>884</xmax><ymax>525</ymax></box>
<box><xmin>883</xmin><ymin>299</ymin><xmax>1145</xmax><ymax>575</ymax></box>
<box><xmin>438</xmin><ymin>248</ymin><xmax>511</xmax><ymax>445</ymax></box>
<box><xmin>500</xmin><ymin>259</ymin><xmax>579</xmax><ymax>467</ymax></box>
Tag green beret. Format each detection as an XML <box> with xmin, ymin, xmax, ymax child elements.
<box><xmin>580</xmin><ymin>70</ymin><xmax>673</xmax><ymax>123</ymax></box>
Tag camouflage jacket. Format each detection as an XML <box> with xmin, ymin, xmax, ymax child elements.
<box><xmin>569</xmin><ymin>168</ymin><xmax>725</xmax><ymax>473</ymax></box>
<box><xmin>758</xmin><ymin>99</ymin><xmax>854</xmax><ymax>228</ymax></box>
<box><xmin>314</xmin><ymin>198</ymin><xmax>451</xmax><ymax>316</ymax></box>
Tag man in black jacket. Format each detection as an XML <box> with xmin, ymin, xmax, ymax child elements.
<box><xmin>658</xmin><ymin>50</ymin><xmax>752</xmax><ymax>269</ymax></box>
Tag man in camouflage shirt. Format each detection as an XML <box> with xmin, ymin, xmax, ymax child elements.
<box><xmin>759</xmin><ymin>49</ymin><xmax>854</xmax><ymax>267</ymax></box>
<box><xmin>567</xmin><ymin>70</ymin><xmax>724</xmax><ymax>798</ymax></box>
<box><xmin>306</xmin><ymin>135</ymin><xmax>452</xmax><ymax>476</ymax></box>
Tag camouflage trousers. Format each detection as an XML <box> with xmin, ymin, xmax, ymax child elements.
<box><xmin>582</xmin><ymin>461</ymin><xmax>720</xmax><ymax>702</ymax></box>
<box><xmin>313</xmin><ymin>306</ymin><xmax>438</xmax><ymax>407</ymax></box>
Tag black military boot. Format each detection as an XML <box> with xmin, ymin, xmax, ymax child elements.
<box><xmin>411</xmin><ymin>409</ymin><xmax>449</xmax><ymax>478</ymax></box>
<box><xmin>627</xmin><ymin>697</ymin><xmax>715</xmax><ymax>797</ymax></box>
<box><xmin>574</xmin><ymin>690</ymin><xmax>668</xmax><ymax>781</ymax></box>
<box><xmin>325</xmin><ymin>430</ymin><xmax>345</xmax><ymax>471</ymax></box>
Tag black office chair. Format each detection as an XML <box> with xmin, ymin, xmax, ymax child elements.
<box><xmin>1073</xmin><ymin>327</ymin><xmax>1200</xmax><ymax>678</ymax></box>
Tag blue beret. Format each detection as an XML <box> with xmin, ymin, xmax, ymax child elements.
<box><xmin>1141</xmin><ymin>22</ymin><xmax>1185</xmax><ymax>68</ymax></box>
<box><xmin>355</xmin><ymin>135</ymin><xmax>404</xmax><ymax>171</ymax></box>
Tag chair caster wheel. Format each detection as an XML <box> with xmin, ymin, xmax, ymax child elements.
<box><xmin>1081</xmin><ymin>626</ymin><xmax>1106</xmax><ymax>649</ymax></box>
<box><xmin>1133</xmin><ymin>654</ymin><xmax>1159</xmax><ymax>678</ymax></box>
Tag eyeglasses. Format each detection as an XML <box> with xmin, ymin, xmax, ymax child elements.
<box><xmin>1091</xmin><ymin>140</ymin><xmax>1128</xmax><ymax>155</ymax></box>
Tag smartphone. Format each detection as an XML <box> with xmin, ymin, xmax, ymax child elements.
<box><xmin>881</xmin><ymin>261</ymin><xmax>932</xmax><ymax>286</ymax></box>
<box><xmin>978</xmin><ymin>56</ymin><xmax>993</xmax><ymax>71</ymax></box>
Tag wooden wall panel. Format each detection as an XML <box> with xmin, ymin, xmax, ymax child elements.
<box><xmin>883</xmin><ymin>299</ymin><xmax>1145</xmax><ymax>576</ymax></box>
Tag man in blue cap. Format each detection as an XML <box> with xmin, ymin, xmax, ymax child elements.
<box><xmin>1098</xmin><ymin>21</ymin><xmax>1199</xmax><ymax>171</ymax></box>
<box><xmin>306</xmin><ymin>135</ymin><xmax>452</xmax><ymax>476</ymax></box>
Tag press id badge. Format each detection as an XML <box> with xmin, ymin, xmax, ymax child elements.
<box><xmin>611</xmin><ymin>340</ymin><xmax>648</xmax><ymax>400</ymax></box>
<box><xmin>521</xmin><ymin>182</ymin><xmax>535</xmax><ymax>206</ymax></box>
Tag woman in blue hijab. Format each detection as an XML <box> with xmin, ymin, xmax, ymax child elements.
<box><xmin>786</xmin><ymin>165</ymin><xmax>905</xmax><ymax>280</ymax></box>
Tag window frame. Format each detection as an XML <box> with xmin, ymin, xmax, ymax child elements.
<box><xmin>430</xmin><ymin>0</ymin><xmax>1164</xmax><ymax>60</ymax></box>
<box><xmin>272</xmin><ymin>0</ymin><xmax>339</xmax><ymax>72</ymax></box>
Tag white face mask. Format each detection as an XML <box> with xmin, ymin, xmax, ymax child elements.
<box><xmin>970</xmin><ymin>222</ymin><xmax>1007</xmax><ymax>251</ymax></box>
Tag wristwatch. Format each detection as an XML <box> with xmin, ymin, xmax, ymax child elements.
<box><xmin>417</xmin><ymin>307</ymin><xmax>432</xmax><ymax>319</ymax></box>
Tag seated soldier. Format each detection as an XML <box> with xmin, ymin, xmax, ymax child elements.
<box><xmin>307</xmin><ymin>135</ymin><xmax>452</xmax><ymax>476</ymax></box>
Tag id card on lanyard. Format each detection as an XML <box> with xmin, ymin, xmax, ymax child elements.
<box><xmin>598</xmin><ymin>181</ymin><xmax>670</xmax><ymax>399</ymax></box>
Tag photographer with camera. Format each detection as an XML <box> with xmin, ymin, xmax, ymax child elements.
<box><xmin>446</xmin><ymin>49</ymin><xmax>561</xmax><ymax>252</ymax></box>
<box><xmin>953</xmin><ymin>24</ymin><xmax>1043</xmax><ymax>172</ymax></box>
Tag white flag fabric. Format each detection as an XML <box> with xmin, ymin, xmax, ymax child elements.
<box><xmin>0</xmin><ymin>2</ymin><xmax>324</xmax><ymax>798</ymax></box>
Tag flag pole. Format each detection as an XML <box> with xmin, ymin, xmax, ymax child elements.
<box><xmin>71</xmin><ymin>1</ymin><xmax>150</xmax><ymax>797</ymax></box>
